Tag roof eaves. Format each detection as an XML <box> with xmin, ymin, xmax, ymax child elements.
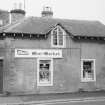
<box><xmin>73</xmin><ymin>34</ymin><xmax>105</xmax><ymax>38</ymax></box>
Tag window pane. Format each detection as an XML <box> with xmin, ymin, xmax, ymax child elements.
<box><xmin>83</xmin><ymin>60</ymin><xmax>94</xmax><ymax>81</ymax></box>
<box><xmin>52</xmin><ymin>26</ymin><xmax>65</xmax><ymax>47</ymax></box>
<box><xmin>53</xmin><ymin>29</ymin><xmax>57</xmax><ymax>45</ymax></box>
<box><xmin>58</xmin><ymin>27</ymin><xmax>63</xmax><ymax>45</ymax></box>
<box><xmin>39</xmin><ymin>60</ymin><xmax>51</xmax><ymax>83</ymax></box>
<box><xmin>59</xmin><ymin>35</ymin><xmax>63</xmax><ymax>45</ymax></box>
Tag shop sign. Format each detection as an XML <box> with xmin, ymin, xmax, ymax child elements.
<box><xmin>15</xmin><ymin>49</ymin><xmax>62</xmax><ymax>58</ymax></box>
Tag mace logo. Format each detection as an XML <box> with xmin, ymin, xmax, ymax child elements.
<box><xmin>17</xmin><ymin>49</ymin><xmax>29</xmax><ymax>55</ymax></box>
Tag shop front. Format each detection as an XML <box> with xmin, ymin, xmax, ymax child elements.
<box><xmin>15</xmin><ymin>49</ymin><xmax>62</xmax><ymax>88</ymax></box>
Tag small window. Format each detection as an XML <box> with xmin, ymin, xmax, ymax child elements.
<box><xmin>51</xmin><ymin>25</ymin><xmax>66</xmax><ymax>48</ymax></box>
<box><xmin>37</xmin><ymin>58</ymin><xmax>53</xmax><ymax>86</ymax></box>
<box><xmin>81</xmin><ymin>59</ymin><xmax>96</xmax><ymax>82</ymax></box>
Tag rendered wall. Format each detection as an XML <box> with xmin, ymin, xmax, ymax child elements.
<box><xmin>2</xmin><ymin>34</ymin><xmax>105</xmax><ymax>94</ymax></box>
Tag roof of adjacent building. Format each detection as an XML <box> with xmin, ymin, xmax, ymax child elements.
<box><xmin>0</xmin><ymin>9</ymin><xmax>9</xmax><ymax>13</ymax></box>
<box><xmin>1</xmin><ymin>16</ymin><xmax>105</xmax><ymax>37</ymax></box>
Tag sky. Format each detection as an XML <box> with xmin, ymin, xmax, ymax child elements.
<box><xmin>0</xmin><ymin>0</ymin><xmax>105</xmax><ymax>24</ymax></box>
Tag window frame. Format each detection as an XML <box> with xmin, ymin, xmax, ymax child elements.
<box><xmin>81</xmin><ymin>59</ymin><xmax>96</xmax><ymax>82</ymax></box>
<box><xmin>51</xmin><ymin>25</ymin><xmax>66</xmax><ymax>48</ymax></box>
<box><xmin>37</xmin><ymin>58</ymin><xmax>53</xmax><ymax>86</ymax></box>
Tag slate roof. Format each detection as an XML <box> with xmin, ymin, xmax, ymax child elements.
<box><xmin>1</xmin><ymin>16</ymin><xmax>105</xmax><ymax>37</ymax></box>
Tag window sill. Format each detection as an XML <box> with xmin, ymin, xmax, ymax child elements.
<box><xmin>37</xmin><ymin>83</ymin><xmax>53</xmax><ymax>86</ymax></box>
<box><xmin>51</xmin><ymin>45</ymin><xmax>66</xmax><ymax>48</ymax></box>
<box><xmin>81</xmin><ymin>79</ymin><xmax>96</xmax><ymax>82</ymax></box>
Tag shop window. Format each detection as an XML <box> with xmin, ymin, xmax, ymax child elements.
<box><xmin>81</xmin><ymin>59</ymin><xmax>96</xmax><ymax>82</ymax></box>
<box><xmin>37</xmin><ymin>58</ymin><xmax>53</xmax><ymax>86</ymax></box>
<box><xmin>51</xmin><ymin>25</ymin><xmax>66</xmax><ymax>48</ymax></box>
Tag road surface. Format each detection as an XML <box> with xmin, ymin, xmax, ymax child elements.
<box><xmin>38</xmin><ymin>98</ymin><xmax>105</xmax><ymax>105</ymax></box>
<box><xmin>6</xmin><ymin>97</ymin><xmax>105</xmax><ymax>105</ymax></box>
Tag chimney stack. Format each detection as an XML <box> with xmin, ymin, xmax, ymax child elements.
<box><xmin>41</xmin><ymin>7</ymin><xmax>53</xmax><ymax>18</ymax></box>
<box><xmin>10</xmin><ymin>2</ymin><xmax>26</xmax><ymax>24</ymax></box>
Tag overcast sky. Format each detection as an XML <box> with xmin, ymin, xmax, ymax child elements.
<box><xmin>0</xmin><ymin>0</ymin><xmax>105</xmax><ymax>24</ymax></box>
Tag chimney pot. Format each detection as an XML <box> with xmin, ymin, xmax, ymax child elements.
<box><xmin>41</xmin><ymin>7</ymin><xmax>53</xmax><ymax>18</ymax></box>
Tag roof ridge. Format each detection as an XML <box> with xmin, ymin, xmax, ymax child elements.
<box><xmin>28</xmin><ymin>16</ymin><xmax>101</xmax><ymax>23</ymax></box>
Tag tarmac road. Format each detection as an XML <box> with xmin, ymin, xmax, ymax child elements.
<box><xmin>36</xmin><ymin>98</ymin><xmax>105</xmax><ymax>105</ymax></box>
<box><xmin>48</xmin><ymin>101</ymin><xmax>105</xmax><ymax>105</ymax></box>
<box><xmin>1</xmin><ymin>91</ymin><xmax>105</xmax><ymax>105</ymax></box>
<box><xmin>5</xmin><ymin>97</ymin><xmax>105</xmax><ymax>105</ymax></box>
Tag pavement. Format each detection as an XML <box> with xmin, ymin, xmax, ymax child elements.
<box><xmin>0</xmin><ymin>91</ymin><xmax>105</xmax><ymax>105</ymax></box>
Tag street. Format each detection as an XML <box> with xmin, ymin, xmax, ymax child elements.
<box><xmin>8</xmin><ymin>97</ymin><xmax>105</xmax><ymax>105</ymax></box>
<box><xmin>33</xmin><ymin>98</ymin><xmax>105</xmax><ymax>105</ymax></box>
<box><xmin>1</xmin><ymin>92</ymin><xmax>105</xmax><ymax>105</ymax></box>
<box><xmin>48</xmin><ymin>101</ymin><xmax>105</xmax><ymax>105</ymax></box>
<box><xmin>44</xmin><ymin>99</ymin><xmax>105</xmax><ymax>105</ymax></box>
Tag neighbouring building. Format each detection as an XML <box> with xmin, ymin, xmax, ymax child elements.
<box><xmin>0</xmin><ymin>1</ymin><xmax>26</xmax><ymax>27</ymax></box>
<box><xmin>0</xmin><ymin>6</ymin><xmax>105</xmax><ymax>95</ymax></box>
<box><xmin>0</xmin><ymin>9</ymin><xmax>9</xmax><ymax>27</ymax></box>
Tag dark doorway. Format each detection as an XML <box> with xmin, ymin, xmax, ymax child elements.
<box><xmin>0</xmin><ymin>59</ymin><xmax>3</xmax><ymax>93</ymax></box>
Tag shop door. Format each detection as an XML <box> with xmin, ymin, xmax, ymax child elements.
<box><xmin>0</xmin><ymin>59</ymin><xmax>3</xmax><ymax>93</ymax></box>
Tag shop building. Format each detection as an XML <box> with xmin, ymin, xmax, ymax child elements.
<box><xmin>0</xmin><ymin>7</ymin><xmax>105</xmax><ymax>95</ymax></box>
